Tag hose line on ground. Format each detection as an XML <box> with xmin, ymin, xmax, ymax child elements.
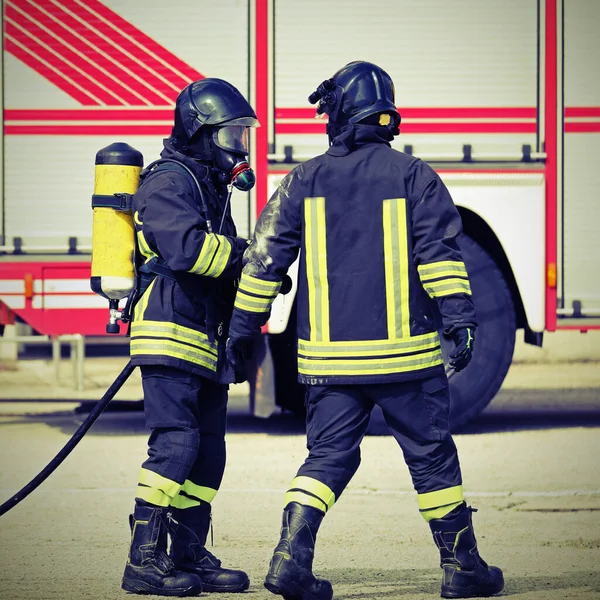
<box><xmin>0</xmin><ymin>361</ymin><xmax>136</xmax><ymax>517</ymax></box>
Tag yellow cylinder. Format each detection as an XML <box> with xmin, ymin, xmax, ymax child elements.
<box><xmin>91</xmin><ymin>143</ymin><xmax>143</xmax><ymax>300</ymax></box>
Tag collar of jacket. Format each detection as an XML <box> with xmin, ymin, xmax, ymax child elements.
<box><xmin>160</xmin><ymin>138</ymin><xmax>212</xmax><ymax>182</ymax></box>
<box><xmin>326</xmin><ymin>124</ymin><xmax>393</xmax><ymax>157</ymax></box>
<box><xmin>160</xmin><ymin>138</ymin><xmax>223</xmax><ymax>208</ymax></box>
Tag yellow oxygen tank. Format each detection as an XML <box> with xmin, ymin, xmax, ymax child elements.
<box><xmin>91</xmin><ymin>142</ymin><xmax>143</xmax><ymax>333</ymax></box>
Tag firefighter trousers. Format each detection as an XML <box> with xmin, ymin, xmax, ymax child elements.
<box><xmin>288</xmin><ymin>374</ymin><xmax>463</xmax><ymax>515</ymax></box>
<box><xmin>134</xmin><ymin>365</ymin><xmax>228</xmax><ymax>509</ymax></box>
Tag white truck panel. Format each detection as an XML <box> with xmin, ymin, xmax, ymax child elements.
<box><xmin>561</xmin><ymin>0</ymin><xmax>600</xmax><ymax>312</ymax></box>
<box><xmin>4</xmin><ymin>54</ymin><xmax>80</xmax><ymax>108</ymax></box>
<box><xmin>274</xmin><ymin>0</ymin><xmax>538</xmax><ymax>158</ymax></box>
<box><xmin>443</xmin><ymin>173</ymin><xmax>546</xmax><ymax>332</ymax></box>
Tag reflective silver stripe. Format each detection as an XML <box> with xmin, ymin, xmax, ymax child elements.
<box><xmin>304</xmin><ymin>197</ymin><xmax>329</xmax><ymax>342</ymax></box>
<box><xmin>298</xmin><ymin>332</ymin><xmax>440</xmax><ymax>357</ymax></box>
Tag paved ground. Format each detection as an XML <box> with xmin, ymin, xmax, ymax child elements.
<box><xmin>0</xmin><ymin>357</ymin><xmax>599</xmax><ymax>600</ymax></box>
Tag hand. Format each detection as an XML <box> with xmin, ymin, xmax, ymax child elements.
<box><xmin>225</xmin><ymin>336</ymin><xmax>254</xmax><ymax>383</ymax></box>
<box><xmin>448</xmin><ymin>327</ymin><xmax>475</xmax><ymax>372</ymax></box>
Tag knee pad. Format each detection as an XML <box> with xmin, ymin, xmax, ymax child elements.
<box><xmin>148</xmin><ymin>427</ymin><xmax>200</xmax><ymax>480</ymax></box>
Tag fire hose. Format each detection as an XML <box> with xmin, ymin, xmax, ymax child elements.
<box><xmin>0</xmin><ymin>361</ymin><xmax>136</xmax><ymax>517</ymax></box>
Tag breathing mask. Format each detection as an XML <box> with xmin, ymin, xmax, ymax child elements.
<box><xmin>212</xmin><ymin>123</ymin><xmax>256</xmax><ymax>191</ymax></box>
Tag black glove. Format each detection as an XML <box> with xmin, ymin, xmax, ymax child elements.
<box><xmin>448</xmin><ymin>327</ymin><xmax>475</xmax><ymax>372</ymax></box>
<box><xmin>225</xmin><ymin>336</ymin><xmax>254</xmax><ymax>383</ymax></box>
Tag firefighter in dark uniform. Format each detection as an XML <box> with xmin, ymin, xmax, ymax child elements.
<box><xmin>226</xmin><ymin>61</ymin><xmax>504</xmax><ymax>599</ymax></box>
<box><xmin>121</xmin><ymin>78</ymin><xmax>258</xmax><ymax>596</ymax></box>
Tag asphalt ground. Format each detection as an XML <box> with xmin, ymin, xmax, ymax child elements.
<box><xmin>0</xmin><ymin>358</ymin><xmax>599</xmax><ymax>600</ymax></box>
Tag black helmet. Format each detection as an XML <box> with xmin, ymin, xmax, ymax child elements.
<box><xmin>170</xmin><ymin>78</ymin><xmax>258</xmax><ymax>150</ymax></box>
<box><xmin>309</xmin><ymin>61</ymin><xmax>400</xmax><ymax>138</ymax></box>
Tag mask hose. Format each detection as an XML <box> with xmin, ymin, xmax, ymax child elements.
<box><xmin>218</xmin><ymin>161</ymin><xmax>255</xmax><ymax>233</ymax></box>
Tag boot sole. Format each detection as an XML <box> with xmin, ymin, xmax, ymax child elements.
<box><xmin>265</xmin><ymin>575</ymin><xmax>333</xmax><ymax>600</ymax></box>
<box><xmin>202</xmin><ymin>576</ymin><xmax>250</xmax><ymax>593</ymax></box>
<box><xmin>122</xmin><ymin>577</ymin><xmax>202</xmax><ymax>597</ymax></box>
<box><xmin>441</xmin><ymin>583</ymin><xmax>504</xmax><ymax>598</ymax></box>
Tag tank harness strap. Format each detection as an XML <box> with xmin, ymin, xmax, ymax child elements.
<box><xmin>129</xmin><ymin>159</ymin><xmax>219</xmax><ymax>343</ymax></box>
<box><xmin>91</xmin><ymin>193</ymin><xmax>133</xmax><ymax>211</ymax></box>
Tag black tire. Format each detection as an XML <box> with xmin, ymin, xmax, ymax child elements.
<box><xmin>270</xmin><ymin>234</ymin><xmax>516</xmax><ymax>429</ymax></box>
<box><xmin>445</xmin><ymin>234</ymin><xmax>516</xmax><ymax>430</ymax></box>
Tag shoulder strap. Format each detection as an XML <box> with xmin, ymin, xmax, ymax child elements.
<box><xmin>140</xmin><ymin>158</ymin><xmax>213</xmax><ymax>233</ymax></box>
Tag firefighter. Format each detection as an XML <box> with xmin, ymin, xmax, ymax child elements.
<box><xmin>121</xmin><ymin>78</ymin><xmax>257</xmax><ymax>596</ymax></box>
<box><xmin>226</xmin><ymin>61</ymin><xmax>504</xmax><ymax>599</ymax></box>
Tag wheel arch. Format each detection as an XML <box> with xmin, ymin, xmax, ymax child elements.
<box><xmin>458</xmin><ymin>207</ymin><xmax>527</xmax><ymax>331</ymax></box>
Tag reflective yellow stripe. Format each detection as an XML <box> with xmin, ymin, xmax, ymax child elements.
<box><xmin>289</xmin><ymin>476</ymin><xmax>336</xmax><ymax>510</ymax></box>
<box><xmin>136</xmin><ymin>485</ymin><xmax>171</xmax><ymax>507</ymax></box>
<box><xmin>382</xmin><ymin>199</ymin><xmax>410</xmax><ymax>338</ymax></box>
<box><xmin>131</xmin><ymin>339</ymin><xmax>218</xmax><ymax>370</ymax></box>
<box><xmin>420</xmin><ymin>268</ymin><xmax>468</xmax><ymax>280</ymax></box>
<box><xmin>421</xmin><ymin>501</ymin><xmax>464</xmax><ymax>522</ymax></box>
<box><xmin>182</xmin><ymin>480</ymin><xmax>218</xmax><ymax>503</ymax></box>
<box><xmin>298</xmin><ymin>348</ymin><xmax>443</xmax><ymax>376</ymax></box>
<box><xmin>284</xmin><ymin>491</ymin><xmax>328</xmax><ymax>513</ymax></box>
<box><xmin>298</xmin><ymin>332</ymin><xmax>440</xmax><ymax>357</ymax></box>
<box><xmin>418</xmin><ymin>485</ymin><xmax>464</xmax><ymax>511</ymax></box>
<box><xmin>170</xmin><ymin>480</ymin><xmax>218</xmax><ymax>509</ymax></box>
<box><xmin>131</xmin><ymin>320</ymin><xmax>217</xmax><ymax>355</ymax></box>
<box><xmin>234</xmin><ymin>290</ymin><xmax>274</xmax><ymax>313</ymax></box>
<box><xmin>238</xmin><ymin>274</ymin><xmax>281</xmax><ymax>296</ymax></box>
<box><xmin>133</xmin><ymin>278</ymin><xmax>156</xmax><ymax>321</ymax></box>
<box><xmin>136</xmin><ymin>231</ymin><xmax>154</xmax><ymax>261</ymax></box>
<box><xmin>204</xmin><ymin>235</ymin><xmax>232</xmax><ymax>277</ymax></box>
<box><xmin>170</xmin><ymin>494</ymin><xmax>200</xmax><ymax>509</ymax></box>
<box><xmin>190</xmin><ymin>233</ymin><xmax>232</xmax><ymax>277</ymax></box>
<box><xmin>422</xmin><ymin>278</ymin><xmax>472</xmax><ymax>298</ymax></box>
<box><xmin>191</xmin><ymin>234</ymin><xmax>219</xmax><ymax>273</ymax></box>
<box><xmin>418</xmin><ymin>261</ymin><xmax>467</xmax><ymax>279</ymax></box>
<box><xmin>136</xmin><ymin>467</ymin><xmax>182</xmax><ymax>507</ymax></box>
<box><xmin>134</xmin><ymin>210</ymin><xmax>143</xmax><ymax>226</ymax></box>
<box><xmin>304</xmin><ymin>197</ymin><xmax>329</xmax><ymax>342</ymax></box>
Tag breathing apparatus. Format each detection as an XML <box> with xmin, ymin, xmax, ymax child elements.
<box><xmin>90</xmin><ymin>142</ymin><xmax>143</xmax><ymax>333</ymax></box>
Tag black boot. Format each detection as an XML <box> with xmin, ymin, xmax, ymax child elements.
<box><xmin>169</xmin><ymin>503</ymin><xmax>250</xmax><ymax>593</ymax></box>
<box><xmin>429</xmin><ymin>503</ymin><xmax>504</xmax><ymax>598</ymax></box>
<box><xmin>264</xmin><ymin>502</ymin><xmax>333</xmax><ymax>600</ymax></box>
<box><xmin>122</xmin><ymin>503</ymin><xmax>203</xmax><ymax>596</ymax></box>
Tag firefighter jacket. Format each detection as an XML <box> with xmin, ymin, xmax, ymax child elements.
<box><xmin>229</xmin><ymin>124</ymin><xmax>477</xmax><ymax>385</ymax></box>
<box><xmin>130</xmin><ymin>140</ymin><xmax>248</xmax><ymax>383</ymax></box>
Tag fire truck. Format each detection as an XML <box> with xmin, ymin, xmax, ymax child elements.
<box><xmin>1</xmin><ymin>0</ymin><xmax>598</xmax><ymax>428</ymax></box>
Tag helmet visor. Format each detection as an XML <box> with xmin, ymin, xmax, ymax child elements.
<box><xmin>214</xmin><ymin>125</ymin><xmax>251</xmax><ymax>154</ymax></box>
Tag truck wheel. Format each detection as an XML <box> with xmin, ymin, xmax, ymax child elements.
<box><xmin>444</xmin><ymin>234</ymin><xmax>516</xmax><ymax>431</ymax></box>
